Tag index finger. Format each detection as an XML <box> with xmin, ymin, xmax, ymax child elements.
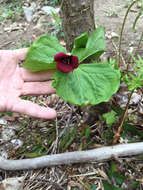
<box><xmin>20</xmin><ymin>68</ymin><xmax>56</xmax><ymax>82</ymax></box>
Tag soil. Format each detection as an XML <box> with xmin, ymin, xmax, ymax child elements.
<box><xmin>95</xmin><ymin>0</ymin><xmax>143</xmax><ymax>58</ymax></box>
<box><xmin>1</xmin><ymin>0</ymin><xmax>143</xmax><ymax>55</ymax></box>
<box><xmin>0</xmin><ymin>0</ymin><xmax>143</xmax><ymax>190</ymax></box>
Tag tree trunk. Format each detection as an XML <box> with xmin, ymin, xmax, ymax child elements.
<box><xmin>61</xmin><ymin>0</ymin><xmax>110</xmax><ymax>124</ymax></box>
<box><xmin>61</xmin><ymin>0</ymin><xmax>95</xmax><ymax>51</ymax></box>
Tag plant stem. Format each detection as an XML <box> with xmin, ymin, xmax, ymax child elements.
<box><xmin>118</xmin><ymin>0</ymin><xmax>138</xmax><ymax>67</ymax></box>
<box><xmin>135</xmin><ymin>30</ymin><xmax>143</xmax><ymax>55</ymax></box>
<box><xmin>113</xmin><ymin>90</ymin><xmax>134</xmax><ymax>144</ymax></box>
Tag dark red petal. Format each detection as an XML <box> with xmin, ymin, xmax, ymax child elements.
<box><xmin>71</xmin><ymin>56</ymin><xmax>79</xmax><ymax>69</ymax></box>
<box><xmin>57</xmin><ymin>61</ymin><xmax>73</xmax><ymax>73</ymax></box>
<box><xmin>54</xmin><ymin>52</ymin><xmax>70</xmax><ymax>61</ymax></box>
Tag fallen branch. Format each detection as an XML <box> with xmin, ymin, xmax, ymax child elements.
<box><xmin>0</xmin><ymin>142</ymin><xmax>143</xmax><ymax>171</ymax></box>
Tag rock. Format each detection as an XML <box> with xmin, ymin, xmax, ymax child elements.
<box><xmin>105</xmin><ymin>31</ymin><xmax>119</xmax><ymax>39</ymax></box>
<box><xmin>130</xmin><ymin>92</ymin><xmax>141</xmax><ymax>105</ymax></box>
<box><xmin>128</xmin><ymin>46</ymin><xmax>134</xmax><ymax>54</ymax></box>
<box><xmin>138</xmin><ymin>98</ymin><xmax>143</xmax><ymax>114</ymax></box>
<box><xmin>0</xmin><ymin>119</ymin><xmax>8</xmax><ymax>125</ymax></box>
<box><xmin>115</xmin><ymin>92</ymin><xmax>129</xmax><ymax>108</ymax></box>
<box><xmin>0</xmin><ymin>149</ymin><xmax>8</xmax><ymax>159</ymax></box>
<box><xmin>41</xmin><ymin>6</ymin><xmax>60</xmax><ymax>15</ymax></box>
<box><xmin>2</xmin><ymin>128</ymin><xmax>15</xmax><ymax>141</ymax></box>
<box><xmin>4</xmin><ymin>22</ymin><xmax>25</xmax><ymax>32</ymax></box>
<box><xmin>116</xmin><ymin>91</ymin><xmax>142</xmax><ymax>108</ymax></box>
<box><xmin>23</xmin><ymin>2</ymin><xmax>36</xmax><ymax>22</ymax></box>
<box><xmin>11</xmin><ymin>139</ymin><xmax>23</xmax><ymax>149</ymax></box>
<box><xmin>137</xmin><ymin>2</ymin><xmax>142</xmax><ymax>9</ymax></box>
<box><xmin>0</xmin><ymin>177</ymin><xmax>25</xmax><ymax>190</ymax></box>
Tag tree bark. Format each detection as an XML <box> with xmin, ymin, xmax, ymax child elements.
<box><xmin>61</xmin><ymin>0</ymin><xmax>109</xmax><ymax>124</ymax></box>
<box><xmin>61</xmin><ymin>0</ymin><xmax>95</xmax><ymax>51</ymax></box>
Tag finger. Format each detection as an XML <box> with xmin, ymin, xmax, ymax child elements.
<box><xmin>22</xmin><ymin>81</ymin><xmax>56</xmax><ymax>95</ymax></box>
<box><xmin>11</xmin><ymin>98</ymin><xmax>56</xmax><ymax>119</ymax></box>
<box><xmin>13</xmin><ymin>48</ymin><xmax>28</xmax><ymax>61</ymax></box>
<box><xmin>20</xmin><ymin>68</ymin><xmax>56</xmax><ymax>82</ymax></box>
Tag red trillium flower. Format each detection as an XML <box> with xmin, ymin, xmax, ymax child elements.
<box><xmin>54</xmin><ymin>52</ymin><xmax>79</xmax><ymax>73</ymax></box>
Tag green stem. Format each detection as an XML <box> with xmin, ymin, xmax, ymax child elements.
<box><xmin>118</xmin><ymin>0</ymin><xmax>138</xmax><ymax>67</ymax></box>
<box><xmin>135</xmin><ymin>30</ymin><xmax>143</xmax><ymax>55</ymax></box>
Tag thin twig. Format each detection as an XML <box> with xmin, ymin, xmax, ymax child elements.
<box><xmin>135</xmin><ymin>30</ymin><xmax>143</xmax><ymax>55</ymax></box>
<box><xmin>111</xmin><ymin>40</ymin><xmax>126</xmax><ymax>68</ymax></box>
<box><xmin>113</xmin><ymin>90</ymin><xmax>134</xmax><ymax>144</ymax></box>
<box><xmin>1</xmin><ymin>142</ymin><xmax>143</xmax><ymax>170</ymax></box>
<box><xmin>51</xmin><ymin>117</ymin><xmax>59</xmax><ymax>154</ymax></box>
<box><xmin>31</xmin><ymin>177</ymin><xmax>64</xmax><ymax>190</ymax></box>
<box><xmin>118</xmin><ymin>0</ymin><xmax>138</xmax><ymax>67</ymax></box>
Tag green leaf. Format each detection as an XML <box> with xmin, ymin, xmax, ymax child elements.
<box><xmin>72</xmin><ymin>26</ymin><xmax>106</xmax><ymax>63</ymax></box>
<box><xmin>90</xmin><ymin>184</ymin><xmax>97</xmax><ymax>190</ymax></box>
<box><xmin>108</xmin><ymin>171</ymin><xmax>126</xmax><ymax>185</ymax></box>
<box><xmin>103</xmin><ymin>110</ymin><xmax>118</xmax><ymax>126</ymax></box>
<box><xmin>24</xmin><ymin>152</ymin><xmax>46</xmax><ymax>158</ymax></box>
<box><xmin>103</xmin><ymin>181</ymin><xmax>123</xmax><ymax>190</ymax></box>
<box><xmin>123</xmin><ymin>123</ymin><xmax>143</xmax><ymax>138</ymax></box>
<box><xmin>74</xmin><ymin>32</ymin><xmax>88</xmax><ymax>48</ymax></box>
<box><xmin>52</xmin><ymin>63</ymin><xmax>120</xmax><ymax>106</ymax></box>
<box><xmin>22</xmin><ymin>34</ymin><xmax>67</xmax><ymax>72</ymax></box>
<box><xmin>107</xmin><ymin>162</ymin><xmax>126</xmax><ymax>186</ymax></box>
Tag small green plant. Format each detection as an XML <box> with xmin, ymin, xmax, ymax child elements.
<box><xmin>106</xmin><ymin>10</ymin><xmax>118</xmax><ymax>17</ymax></box>
<box><xmin>113</xmin><ymin>0</ymin><xmax>143</xmax><ymax>143</ymax></box>
<box><xmin>103</xmin><ymin>110</ymin><xmax>118</xmax><ymax>126</ymax></box>
<box><xmin>0</xmin><ymin>2</ymin><xmax>22</xmax><ymax>21</ymax></box>
<box><xmin>124</xmin><ymin>55</ymin><xmax>143</xmax><ymax>90</ymax></box>
<box><xmin>51</xmin><ymin>10</ymin><xmax>64</xmax><ymax>38</ymax></box>
<box><xmin>58</xmin><ymin>126</ymin><xmax>77</xmax><ymax>152</ymax></box>
<box><xmin>102</xmin><ymin>161</ymin><xmax>139</xmax><ymax>190</ymax></box>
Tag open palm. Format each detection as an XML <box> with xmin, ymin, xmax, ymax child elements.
<box><xmin>0</xmin><ymin>49</ymin><xmax>56</xmax><ymax>119</ymax></box>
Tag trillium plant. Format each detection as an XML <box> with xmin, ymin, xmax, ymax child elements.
<box><xmin>22</xmin><ymin>26</ymin><xmax>121</xmax><ymax>106</ymax></box>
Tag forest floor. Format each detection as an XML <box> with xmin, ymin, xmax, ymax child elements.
<box><xmin>0</xmin><ymin>0</ymin><xmax>143</xmax><ymax>190</ymax></box>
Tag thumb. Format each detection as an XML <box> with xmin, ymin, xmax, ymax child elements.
<box><xmin>11</xmin><ymin>98</ymin><xmax>56</xmax><ymax>119</ymax></box>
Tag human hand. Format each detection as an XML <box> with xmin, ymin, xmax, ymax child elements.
<box><xmin>0</xmin><ymin>49</ymin><xmax>56</xmax><ymax>119</ymax></box>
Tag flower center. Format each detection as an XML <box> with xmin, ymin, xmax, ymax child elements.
<box><xmin>62</xmin><ymin>57</ymin><xmax>71</xmax><ymax>65</ymax></box>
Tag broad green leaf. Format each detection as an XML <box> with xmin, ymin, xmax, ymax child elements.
<box><xmin>74</xmin><ymin>32</ymin><xmax>88</xmax><ymax>48</ymax></box>
<box><xmin>72</xmin><ymin>26</ymin><xmax>106</xmax><ymax>63</ymax></box>
<box><xmin>52</xmin><ymin>63</ymin><xmax>120</xmax><ymax>106</ymax></box>
<box><xmin>103</xmin><ymin>181</ymin><xmax>123</xmax><ymax>190</ymax></box>
<box><xmin>22</xmin><ymin>34</ymin><xmax>67</xmax><ymax>72</ymax></box>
